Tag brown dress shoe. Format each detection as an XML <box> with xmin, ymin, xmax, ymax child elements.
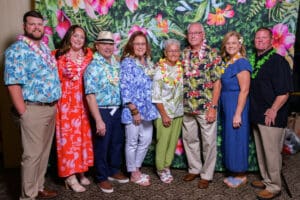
<box><xmin>251</xmin><ymin>180</ymin><xmax>266</xmax><ymax>189</ymax></box>
<box><xmin>98</xmin><ymin>180</ymin><xmax>114</xmax><ymax>193</ymax></box>
<box><xmin>183</xmin><ymin>173</ymin><xmax>199</xmax><ymax>181</ymax></box>
<box><xmin>37</xmin><ymin>189</ymin><xmax>58</xmax><ymax>199</ymax></box>
<box><xmin>108</xmin><ymin>172</ymin><xmax>129</xmax><ymax>183</ymax></box>
<box><xmin>257</xmin><ymin>189</ymin><xmax>281</xmax><ymax>200</ymax></box>
<box><xmin>198</xmin><ymin>179</ymin><xmax>209</xmax><ymax>189</ymax></box>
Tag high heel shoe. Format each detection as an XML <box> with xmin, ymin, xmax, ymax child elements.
<box><xmin>65</xmin><ymin>175</ymin><xmax>86</xmax><ymax>192</ymax></box>
<box><xmin>79</xmin><ymin>175</ymin><xmax>91</xmax><ymax>186</ymax></box>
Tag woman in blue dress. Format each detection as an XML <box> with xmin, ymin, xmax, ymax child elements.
<box><xmin>220</xmin><ymin>31</ymin><xmax>252</xmax><ymax>188</ymax></box>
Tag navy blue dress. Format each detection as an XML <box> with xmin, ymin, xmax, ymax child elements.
<box><xmin>220</xmin><ymin>58</ymin><xmax>252</xmax><ymax>172</ymax></box>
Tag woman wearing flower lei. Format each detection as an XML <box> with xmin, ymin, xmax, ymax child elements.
<box><xmin>120</xmin><ymin>31</ymin><xmax>158</xmax><ymax>186</ymax></box>
<box><xmin>152</xmin><ymin>39</ymin><xmax>183</xmax><ymax>184</ymax></box>
<box><xmin>53</xmin><ymin>25</ymin><xmax>94</xmax><ymax>192</ymax></box>
<box><xmin>220</xmin><ymin>31</ymin><xmax>252</xmax><ymax>188</ymax></box>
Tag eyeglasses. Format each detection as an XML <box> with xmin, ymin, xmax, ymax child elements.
<box><xmin>133</xmin><ymin>43</ymin><xmax>146</xmax><ymax>46</ymax></box>
<box><xmin>188</xmin><ymin>31</ymin><xmax>203</xmax><ymax>36</ymax></box>
<box><xmin>166</xmin><ymin>50</ymin><xmax>181</xmax><ymax>53</ymax></box>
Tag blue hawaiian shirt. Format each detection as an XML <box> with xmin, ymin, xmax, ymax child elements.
<box><xmin>120</xmin><ymin>57</ymin><xmax>158</xmax><ymax>124</ymax></box>
<box><xmin>4</xmin><ymin>40</ymin><xmax>61</xmax><ymax>102</ymax></box>
<box><xmin>84</xmin><ymin>52</ymin><xmax>121</xmax><ymax>106</ymax></box>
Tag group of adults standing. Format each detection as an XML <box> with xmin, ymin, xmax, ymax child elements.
<box><xmin>4</xmin><ymin>10</ymin><xmax>293</xmax><ymax>200</ymax></box>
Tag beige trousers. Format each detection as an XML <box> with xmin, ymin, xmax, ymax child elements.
<box><xmin>19</xmin><ymin>105</ymin><xmax>56</xmax><ymax>200</ymax></box>
<box><xmin>182</xmin><ymin>114</ymin><xmax>217</xmax><ymax>180</ymax></box>
<box><xmin>253</xmin><ymin>124</ymin><xmax>285</xmax><ymax>194</ymax></box>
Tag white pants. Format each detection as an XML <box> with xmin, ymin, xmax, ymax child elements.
<box><xmin>125</xmin><ymin>121</ymin><xmax>153</xmax><ymax>172</ymax></box>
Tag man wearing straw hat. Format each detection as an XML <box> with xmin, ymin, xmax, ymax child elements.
<box><xmin>84</xmin><ymin>31</ymin><xmax>129</xmax><ymax>193</ymax></box>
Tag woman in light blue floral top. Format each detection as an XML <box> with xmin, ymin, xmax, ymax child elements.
<box><xmin>120</xmin><ymin>31</ymin><xmax>157</xmax><ymax>186</ymax></box>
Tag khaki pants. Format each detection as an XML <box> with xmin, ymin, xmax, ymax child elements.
<box><xmin>182</xmin><ymin>114</ymin><xmax>217</xmax><ymax>180</ymax></box>
<box><xmin>19</xmin><ymin>105</ymin><xmax>56</xmax><ymax>200</ymax></box>
<box><xmin>253</xmin><ymin>124</ymin><xmax>285</xmax><ymax>194</ymax></box>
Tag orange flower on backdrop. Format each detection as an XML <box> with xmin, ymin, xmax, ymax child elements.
<box><xmin>156</xmin><ymin>13</ymin><xmax>169</xmax><ymax>33</ymax></box>
<box><xmin>207</xmin><ymin>4</ymin><xmax>235</xmax><ymax>26</ymax></box>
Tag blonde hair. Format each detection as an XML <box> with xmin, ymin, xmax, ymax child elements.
<box><xmin>220</xmin><ymin>31</ymin><xmax>246</xmax><ymax>59</ymax></box>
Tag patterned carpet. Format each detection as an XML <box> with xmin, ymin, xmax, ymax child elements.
<box><xmin>0</xmin><ymin>152</ymin><xmax>299</xmax><ymax>200</ymax></box>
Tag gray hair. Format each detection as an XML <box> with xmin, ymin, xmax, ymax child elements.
<box><xmin>187</xmin><ymin>22</ymin><xmax>204</xmax><ymax>32</ymax></box>
<box><xmin>163</xmin><ymin>39</ymin><xmax>181</xmax><ymax>50</ymax></box>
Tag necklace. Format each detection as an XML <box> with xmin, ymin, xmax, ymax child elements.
<box><xmin>185</xmin><ymin>40</ymin><xmax>207</xmax><ymax>77</ymax></box>
<box><xmin>249</xmin><ymin>49</ymin><xmax>276</xmax><ymax>79</ymax></box>
<box><xmin>18</xmin><ymin>35</ymin><xmax>56</xmax><ymax>69</ymax></box>
<box><xmin>135</xmin><ymin>57</ymin><xmax>155</xmax><ymax>78</ymax></box>
<box><xmin>94</xmin><ymin>53</ymin><xmax>119</xmax><ymax>86</ymax></box>
<box><xmin>65</xmin><ymin>50</ymin><xmax>85</xmax><ymax>81</ymax></box>
<box><xmin>158</xmin><ymin>58</ymin><xmax>182</xmax><ymax>86</ymax></box>
<box><xmin>221</xmin><ymin>52</ymin><xmax>243</xmax><ymax>74</ymax></box>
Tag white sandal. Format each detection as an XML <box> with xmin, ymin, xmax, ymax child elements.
<box><xmin>157</xmin><ymin>170</ymin><xmax>172</xmax><ymax>184</ymax></box>
<box><xmin>131</xmin><ymin>174</ymin><xmax>150</xmax><ymax>186</ymax></box>
<box><xmin>164</xmin><ymin>168</ymin><xmax>174</xmax><ymax>181</ymax></box>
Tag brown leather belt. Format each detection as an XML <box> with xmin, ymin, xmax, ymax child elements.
<box><xmin>25</xmin><ymin>101</ymin><xmax>57</xmax><ymax>106</ymax></box>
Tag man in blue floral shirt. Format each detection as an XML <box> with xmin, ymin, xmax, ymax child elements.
<box><xmin>4</xmin><ymin>10</ymin><xmax>61</xmax><ymax>200</ymax></box>
<box><xmin>181</xmin><ymin>22</ymin><xmax>222</xmax><ymax>189</ymax></box>
<box><xmin>84</xmin><ymin>31</ymin><xmax>129</xmax><ymax>194</ymax></box>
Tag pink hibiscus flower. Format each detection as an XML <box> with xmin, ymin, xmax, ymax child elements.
<box><xmin>65</xmin><ymin>0</ymin><xmax>114</xmax><ymax>18</ymax></box>
<box><xmin>56</xmin><ymin>10</ymin><xmax>72</xmax><ymax>39</ymax></box>
<box><xmin>207</xmin><ymin>4</ymin><xmax>235</xmax><ymax>26</ymax></box>
<box><xmin>126</xmin><ymin>0</ymin><xmax>138</xmax><ymax>13</ymax></box>
<box><xmin>92</xmin><ymin>0</ymin><xmax>115</xmax><ymax>16</ymax></box>
<box><xmin>272</xmin><ymin>23</ymin><xmax>295</xmax><ymax>56</ymax></box>
<box><xmin>113</xmin><ymin>32</ymin><xmax>121</xmax><ymax>55</ymax></box>
<box><xmin>266</xmin><ymin>0</ymin><xmax>278</xmax><ymax>8</ymax></box>
<box><xmin>128</xmin><ymin>25</ymin><xmax>147</xmax><ymax>37</ymax></box>
<box><xmin>42</xmin><ymin>26</ymin><xmax>53</xmax><ymax>45</ymax></box>
<box><xmin>175</xmin><ymin>139</ymin><xmax>184</xmax><ymax>155</ymax></box>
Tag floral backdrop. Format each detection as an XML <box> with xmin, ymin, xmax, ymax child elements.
<box><xmin>36</xmin><ymin>0</ymin><xmax>299</xmax><ymax>171</ymax></box>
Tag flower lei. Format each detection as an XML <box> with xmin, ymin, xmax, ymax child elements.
<box><xmin>221</xmin><ymin>52</ymin><xmax>243</xmax><ymax>74</ymax></box>
<box><xmin>65</xmin><ymin>50</ymin><xmax>84</xmax><ymax>81</ymax></box>
<box><xmin>249</xmin><ymin>49</ymin><xmax>276</xmax><ymax>79</ymax></box>
<box><xmin>18</xmin><ymin>35</ymin><xmax>56</xmax><ymax>69</ymax></box>
<box><xmin>185</xmin><ymin>40</ymin><xmax>207</xmax><ymax>76</ymax></box>
<box><xmin>94</xmin><ymin>53</ymin><xmax>119</xmax><ymax>86</ymax></box>
<box><xmin>158</xmin><ymin>58</ymin><xmax>183</xmax><ymax>86</ymax></box>
<box><xmin>135</xmin><ymin>57</ymin><xmax>155</xmax><ymax>78</ymax></box>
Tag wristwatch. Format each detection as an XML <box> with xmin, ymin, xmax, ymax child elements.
<box><xmin>210</xmin><ymin>105</ymin><xmax>218</xmax><ymax>109</ymax></box>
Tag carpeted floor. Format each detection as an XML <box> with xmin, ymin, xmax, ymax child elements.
<box><xmin>0</xmin><ymin>152</ymin><xmax>299</xmax><ymax>200</ymax></box>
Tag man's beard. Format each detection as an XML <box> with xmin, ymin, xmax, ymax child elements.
<box><xmin>24</xmin><ymin>30</ymin><xmax>44</xmax><ymax>41</ymax></box>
